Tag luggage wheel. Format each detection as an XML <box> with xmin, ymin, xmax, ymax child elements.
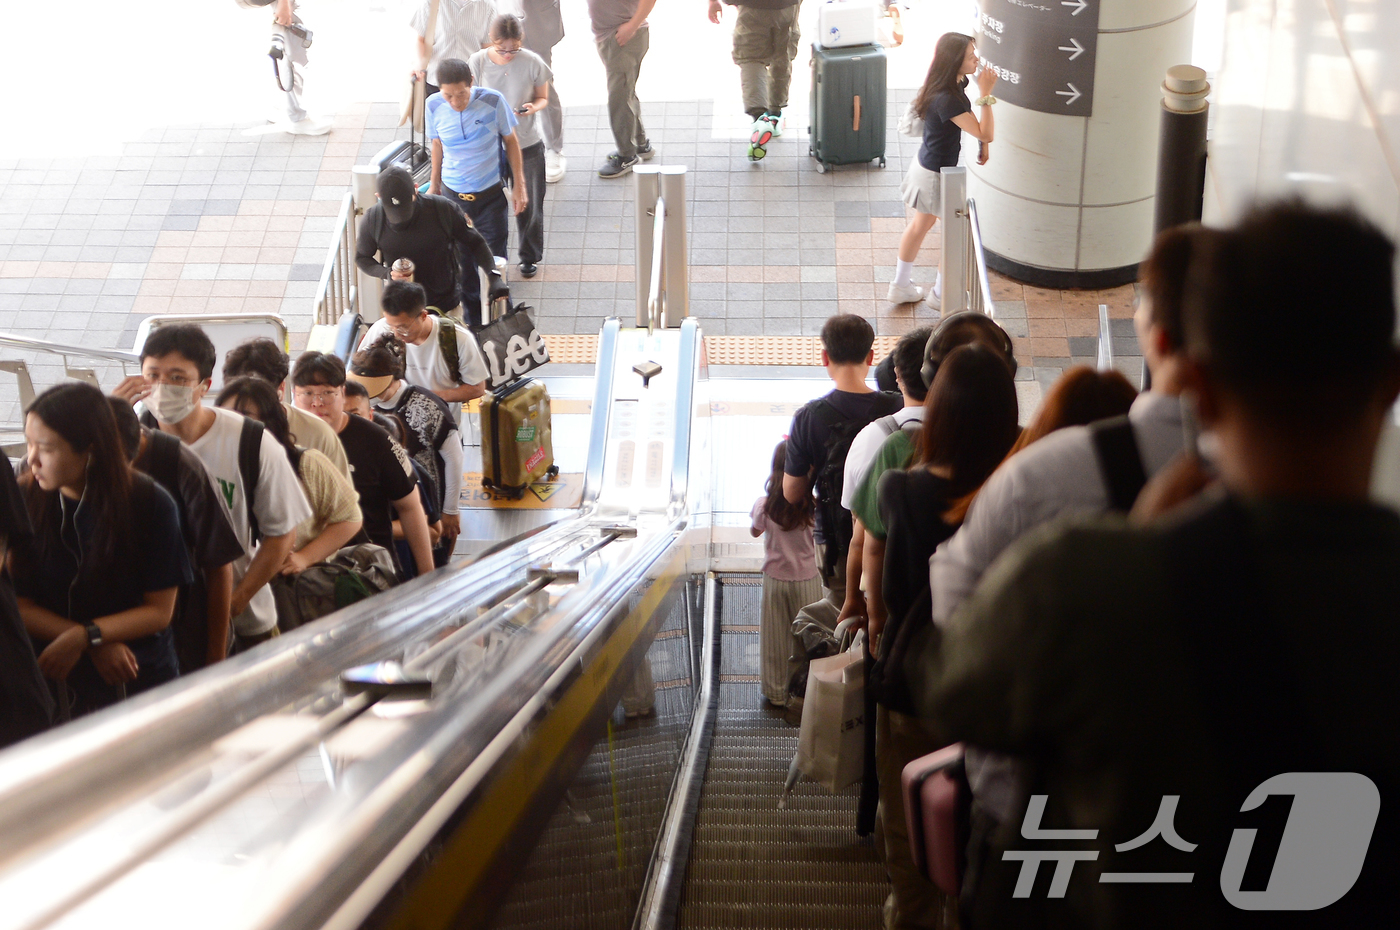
<box><xmin>545</xmin><ymin>465</ymin><xmax>560</xmax><ymax>480</ymax></box>
<box><xmin>815</xmin><ymin>160</ymin><xmax>828</xmax><ymax>174</ymax></box>
<box><xmin>878</xmin><ymin>156</ymin><xmax>886</xmax><ymax>168</ymax></box>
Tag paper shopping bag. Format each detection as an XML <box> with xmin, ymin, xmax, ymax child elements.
<box><xmin>793</xmin><ymin>646</ymin><xmax>867</xmax><ymax>792</ymax></box>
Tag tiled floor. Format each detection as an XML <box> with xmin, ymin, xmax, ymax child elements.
<box><xmin>0</xmin><ymin>12</ymin><xmax>1141</xmax><ymax>419</ymax></box>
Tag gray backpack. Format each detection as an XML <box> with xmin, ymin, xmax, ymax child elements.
<box><xmin>271</xmin><ymin>544</ymin><xmax>397</xmax><ymax>632</ymax></box>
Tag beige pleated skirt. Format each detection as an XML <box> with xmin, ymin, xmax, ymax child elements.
<box><xmin>761</xmin><ymin>573</ymin><xmax>823</xmax><ymax>705</ymax></box>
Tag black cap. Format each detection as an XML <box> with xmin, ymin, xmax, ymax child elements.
<box><xmin>378</xmin><ymin>166</ymin><xmax>417</xmax><ymax>225</ymax></box>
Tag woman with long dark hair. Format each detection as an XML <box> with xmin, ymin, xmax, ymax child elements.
<box><xmin>888</xmin><ymin>32</ymin><xmax>997</xmax><ymax>310</ymax></box>
<box><xmin>750</xmin><ymin>440</ymin><xmax>820</xmax><ymax>706</ymax></box>
<box><xmin>216</xmin><ymin>377</ymin><xmax>364</xmax><ymax>577</ymax></box>
<box><xmin>943</xmin><ymin>365</ymin><xmax>1138</xmax><ymax>523</ymax></box>
<box><xmin>867</xmin><ymin>343</ymin><xmax>1019</xmax><ymax>927</ymax></box>
<box><xmin>14</xmin><ymin>382</ymin><xmax>191</xmax><ymax>717</ymax></box>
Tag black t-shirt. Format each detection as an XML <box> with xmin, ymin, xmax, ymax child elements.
<box><xmin>918</xmin><ymin>88</ymin><xmax>973</xmax><ymax>172</ymax></box>
<box><xmin>338</xmin><ymin>413</ymin><xmax>416</xmax><ymax>562</ymax></box>
<box><xmin>877</xmin><ymin>468</ymin><xmax>957</xmax><ymax>638</ymax></box>
<box><xmin>14</xmin><ymin>474</ymin><xmax>193</xmax><ymax>714</ymax></box>
<box><xmin>0</xmin><ymin>459</ymin><xmax>51</xmax><ymax>749</ymax></box>
<box><xmin>785</xmin><ymin>389</ymin><xmax>902</xmax><ymax>540</ymax></box>
<box><xmin>355</xmin><ymin>195</ymin><xmax>495</xmax><ymax>312</ymax></box>
<box><xmin>135</xmin><ymin>429</ymin><xmax>245</xmax><ymax>673</ymax></box>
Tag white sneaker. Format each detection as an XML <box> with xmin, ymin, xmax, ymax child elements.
<box><xmin>925</xmin><ymin>287</ymin><xmax>942</xmax><ymax>311</ymax></box>
<box><xmin>886</xmin><ymin>282</ymin><xmax>925</xmax><ymax>305</ymax></box>
<box><xmin>545</xmin><ymin>150</ymin><xmax>566</xmax><ymax>183</ymax></box>
<box><xmin>286</xmin><ymin>117</ymin><xmax>332</xmax><ymax>136</ymax></box>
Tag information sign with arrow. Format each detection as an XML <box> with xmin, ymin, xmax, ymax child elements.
<box><xmin>974</xmin><ymin>0</ymin><xmax>1100</xmax><ymax>117</ymax></box>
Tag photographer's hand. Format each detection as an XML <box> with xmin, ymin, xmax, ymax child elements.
<box><xmin>274</xmin><ymin>0</ymin><xmax>293</xmax><ymax>27</ymax></box>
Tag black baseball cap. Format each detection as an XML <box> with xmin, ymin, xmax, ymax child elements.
<box><xmin>378</xmin><ymin>167</ymin><xmax>417</xmax><ymax>225</ymax></box>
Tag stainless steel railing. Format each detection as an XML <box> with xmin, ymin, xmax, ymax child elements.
<box><xmin>966</xmin><ymin>197</ymin><xmax>996</xmax><ymax>317</ymax></box>
<box><xmin>634</xmin><ymin>166</ymin><xmax>689</xmax><ymax>330</ymax></box>
<box><xmin>939</xmin><ymin>167</ymin><xmax>996</xmax><ymax>318</ymax></box>
<box><xmin>313</xmin><ymin>191</ymin><xmax>357</xmax><ymax>326</ymax></box>
<box><xmin>0</xmin><ymin>332</ymin><xmax>140</xmax><ymax>368</ymax></box>
<box><xmin>646</xmin><ymin>195</ymin><xmax>668</xmax><ymax>334</ymax></box>
<box><xmin>1096</xmin><ymin>303</ymin><xmax>1114</xmax><ymax>370</ymax></box>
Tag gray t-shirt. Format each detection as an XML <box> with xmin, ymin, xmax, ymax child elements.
<box><xmin>467</xmin><ymin>48</ymin><xmax>553</xmax><ymax>149</ymax></box>
<box><xmin>587</xmin><ymin>0</ymin><xmax>642</xmax><ymax>41</ymax></box>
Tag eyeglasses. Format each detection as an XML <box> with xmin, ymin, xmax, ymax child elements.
<box><xmin>145</xmin><ymin>373</ymin><xmax>198</xmax><ymax>388</ymax></box>
<box><xmin>294</xmin><ymin>388</ymin><xmax>341</xmax><ymax>405</ymax></box>
<box><xmin>495</xmin><ymin>45</ymin><xmax>521</xmax><ymax>56</ymax></box>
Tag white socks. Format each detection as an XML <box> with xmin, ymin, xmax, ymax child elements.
<box><xmin>932</xmin><ymin>270</ymin><xmax>942</xmax><ymax>299</ymax></box>
<box><xmin>893</xmin><ymin>259</ymin><xmax>915</xmax><ymax>289</ymax></box>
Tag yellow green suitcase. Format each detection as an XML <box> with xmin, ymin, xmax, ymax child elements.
<box><xmin>479</xmin><ymin>377</ymin><xmax>558</xmax><ymax>498</ymax></box>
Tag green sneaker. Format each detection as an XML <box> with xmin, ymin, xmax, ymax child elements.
<box><xmin>748</xmin><ymin>116</ymin><xmax>775</xmax><ymax>161</ymax></box>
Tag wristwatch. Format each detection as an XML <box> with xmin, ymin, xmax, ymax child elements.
<box><xmin>85</xmin><ymin>623</ymin><xmax>103</xmax><ymax>649</ymax></box>
<box><xmin>974</xmin><ymin>95</ymin><xmax>998</xmax><ymax>106</ymax></box>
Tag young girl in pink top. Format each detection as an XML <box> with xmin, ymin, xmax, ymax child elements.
<box><xmin>750</xmin><ymin>440</ymin><xmax>821</xmax><ymax>706</ymax></box>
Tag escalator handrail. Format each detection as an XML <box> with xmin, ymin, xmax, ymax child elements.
<box><xmin>583</xmin><ymin>317</ymin><xmax>622</xmax><ymax>504</ymax></box>
<box><xmin>237</xmin><ymin>515</ymin><xmax>691</xmax><ymax>930</ymax></box>
<box><xmin>669</xmin><ymin>318</ymin><xmax>701</xmax><ymax>512</ymax></box>
<box><xmin>0</xmin><ymin>516</ymin><xmax>593</xmax><ymax>859</ymax></box>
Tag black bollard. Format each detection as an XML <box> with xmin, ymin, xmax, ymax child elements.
<box><xmin>1153</xmin><ymin>65</ymin><xmax>1210</xmax><ymax>236</ymax></box>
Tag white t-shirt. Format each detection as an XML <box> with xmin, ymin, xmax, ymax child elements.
<box><xmin>841</xmin><ymin>405</ymin><xmax>925</xmax><ymax>510</ymax></box>
<box><xmin>188</xmin><ymin>407</ymin><xmax>314</xmax><ymax>636</ymax></box>
<box><xmin>363</xmin><ymin>316</ymin><xmax>490</xmax><ymax>394</ymax></box>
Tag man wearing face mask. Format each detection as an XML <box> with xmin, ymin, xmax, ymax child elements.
<box><xmin>356</xmin><ymin>166</ymin><xmax>507</xmax><ymax>321</ymax></box>
<box><xmin>114</xmin><ymin>325</ymin><xmax>313</xmax><ymax>652</ymax></box>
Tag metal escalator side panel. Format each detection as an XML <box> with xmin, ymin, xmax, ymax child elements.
<box><xmin>582</xmin><ymin>318</ymin><xmax>622</xmax><ymax>507</ymax></box>
<box><xmin>631</xmin><ymin>573</ymin><xmax>720</xmax><ymax>930</ymax></box>
<box><xmin>344</xmin><ymin>537</ymin><xmax>692</xmax><ymax>930</ymax></box>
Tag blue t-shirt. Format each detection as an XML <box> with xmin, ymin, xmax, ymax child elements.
<box><xmin>427</xmin><ymin>88</ymin><xmax>519</xmax><ymax>193</ymax></box>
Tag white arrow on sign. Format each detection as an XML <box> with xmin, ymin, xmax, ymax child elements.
<box><xmin>1056</xmin><ymin>83</ymin><xmax>1083</xmax><ymax>105</ymax></box>
<box><xmin>1061</xmin><ymin>0</ymin><xmax>1088</xmax><ymax>14</ymax></box>
<box><xmin>1058</xmin><ymin>38</ymin><xmax>1086</xmax><ymax>60</ymax></box>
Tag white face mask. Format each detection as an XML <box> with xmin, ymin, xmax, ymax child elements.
<box><xmin>147</xmin><ymin>382</ymin><xmax>200</xmax><ymax>423</ymax></box>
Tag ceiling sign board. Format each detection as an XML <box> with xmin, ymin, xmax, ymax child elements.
<box><xmin>975</xmin><ymin>0</ymin><xmax>1100</xmax><ymax>117</ymax></box>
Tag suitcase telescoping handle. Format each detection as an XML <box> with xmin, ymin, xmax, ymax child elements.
<box><xmin>490</xmin><ymin>295</ymin><xmax>510</xmax><ymax>321</ymax></box>
<box><xmin>853</xmin><ymin>95</ymin><xmax>861</xmax><ymax>132</ymax></box>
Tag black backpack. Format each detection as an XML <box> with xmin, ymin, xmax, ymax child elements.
<box><xmin>810</xmin><ymin>398</ymin><xmax>888</xmax><ymax>576</ymax></box>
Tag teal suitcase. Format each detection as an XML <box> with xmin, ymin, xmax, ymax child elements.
<box><xmin>809</xmin><ymin>43</ymin><xmax>887</xmax><ymax>173</ymax></box>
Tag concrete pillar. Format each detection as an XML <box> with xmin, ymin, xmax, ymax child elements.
<box><xmin>971</xmin><ymin>0</ymin><xmax>1196</xmax><ymax>287</ymax></box>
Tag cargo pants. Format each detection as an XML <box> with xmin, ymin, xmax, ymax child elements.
<box><xmin>876</xmin><ymin>706</ymin><xmax>959</xmax><ymax>929</ymax></box>
<box><xmin>732</xmin><ymin>4</ymin><xmax>802</xmax><ymax>119</ymax></box>
<box><xmin>596</xmin><ymin>25</ymin><xmax>651</xmax><ymax>160</ymax></box>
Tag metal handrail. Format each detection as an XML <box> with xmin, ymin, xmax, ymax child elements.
<box><xmin>0</xmin><ymin>333</ymin><xmax>139</xmax><ymax>366</ymax></box>
<box><xmin>646</xmin><ymin>196</ymin><xmax>667</xmax><ymax>334</ymax></box>
<box><xmin>966</xmin><ymin>198</ymin><xmax>996</xmax><ymax>318</ymax></box>
<box><xmin>314</xmin><ymin>191</ymin><xmax>357</xmax><ymax>326</ymax></box>
<box><xmin>1096</xmin><ymin>304</ymin><xmax>1114</xmax><ymax>370</ymax></box>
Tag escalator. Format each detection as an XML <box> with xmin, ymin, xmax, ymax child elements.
<box><xmin>0</xmin><ymin>317</ymin><xmax>890</xmax><ymax>930</ymax></box>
